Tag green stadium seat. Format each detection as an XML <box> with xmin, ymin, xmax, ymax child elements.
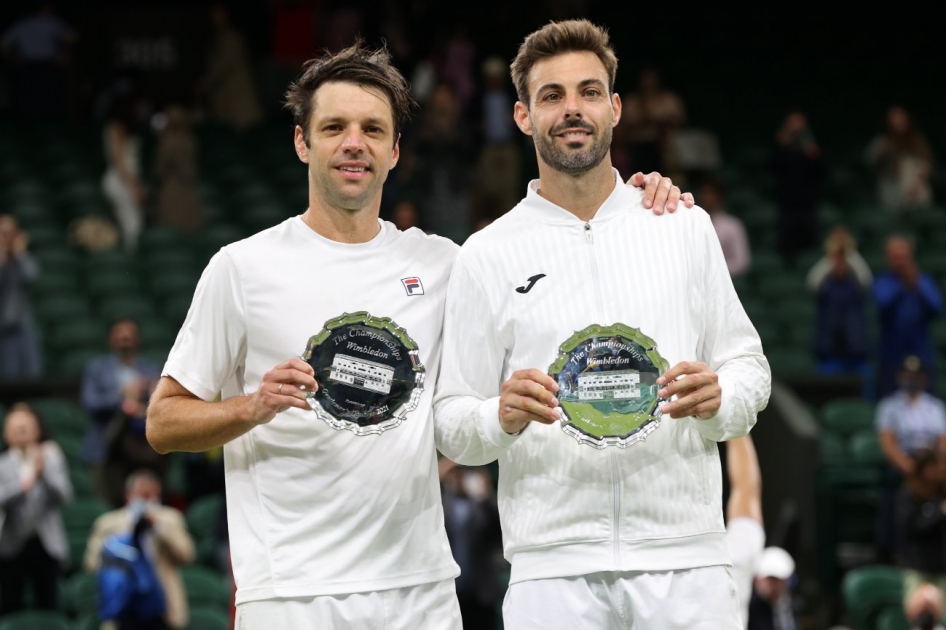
<box><xmin>186</xmin><ymin>494</ymin><xmax>225</xmax><ymax>544</ymax></box>
<box><xmin>820</xmin><ymin>430</ymin><xmax>847</xmax><ymax>467</ymax></box>
<box><xmin>144</xmin><ymin>249</ymin><xmax>199</xmax><ymax>275</ymax></box>
<box><xmin>757</xmin><ymin>274</ymin><xmax>807</xmax><ymax>302</ymax></box>
<box><xmin>33</xmin><ymin>248</ymin><xmax>81</xmax><ymax>276</ymax></box>
<box><xmin>11</xmin><ymin>200</ymin><xmax>56</xmax><ymax>228</ymax></box>
<box><xmin>35</xmin><ymin>294</ymin><xmax>93</xmax><ymax>326</ymax></box>
<box><xmin>67</xmin><ymin>531</ymin><xmax>90</xmax><ymax>575</ymax></box>
<box><xmin>29</xmin><ymin>398</ymin><xmax>85</xmax><ymax>439</ymax></box>
<box><xmin>61</xmin><ymin>498</ymin><xmax>110</xmax><ymax>536</ymax></box>
<box><xmin>97</xmin><ymin>295</ymin><xmax>157</xmax><ymax>322</ymax></box>
<box><xmin>73</xmin><ymin>615</ymin><xmax>101</xmax><ymax>630</ymax></box>
<box><xmin>162</xmin><ymin>295</ymin><xmax>194</xmax><ymax>327</ymax></box>
<box><xmin>197</xmin><ymin>224</ymin><xmax>245</xmax><ymax>258</ymax></box>
<box><xmin>186</xmin><ymin>606</ymin><xmax>231</xmax><ymax>630</ymax></box>
<box><xmin>50</xmin><ymin>320</ymin><xmax>106</xmax><ymax>352</ymax></box>
<box><xmin>822</xmin><ymin>398</ymin><xmax>875</xmax><ymax>436</ymax></box>
<box><xmin>240</xmin><ymin>202</ymin><xmax>290</xmax><ymax>233</ymax></box>
<box><xmin>875</xmin><ymin>605</ymin><xmax>910</xmax><ymax>630</ymax></box>
<box><xmin>841</xmin><ymin>565</ymin><xmax>903</xmax><ymax>630</ymax></box>
<box><xmin>56</xmin><ymin>433</ymin><xmax>83</xmax><ymax>461</ymax></box>
<box><xmin>139</xmin><ymin>317</ymin><xmax>178</xmax><ymax>349</ymax></box>
<box><xmin>85</xmin><ymin>270</ymin><xmax>141</xmax><ymax>298</ymax></box>
<box><xmin>57</xmin><ymin>348</ymin><xmax>102</xmax><ymax>379</ymax></box>
<box><xmin>180</xmin><ymin>565</ymin><xmax>230</xmax><ymax>608</ymax></box>
<box><xmin>70</xmin><ymin>465</ymin><xmax>94</xmax><ymax>498</ymax></box>
<box><xmin>749</xmin><ymin>251</ymin><xmax>783</xmax><ymax>277</ymax></box>
<box><xmin>64</xmin><ymin>571</ymin><xmax>98</xmax><ymax>616</ymax></box>
<box><xmin>83</xmin><ymin>249</ymin><xmax>138</xmax><ymax>276</ymax></box>
<box><xmin>753</xmin><ymin>322</ymin><xmax>781</xmax><ymax>348</ymax></box>
<box><xmin>781</xmin><ymin>322</ymin><xmax>813</xmax><ymax>349</ymax></box>
<box><xmin>0</xmin><ymin>610</ymin><xmax>71</xmax><ymax>630</ymax></box>
<box><xmin>149</xmin><ymin>270</ymin><xmax>200</xmax><ymax>301</ymax></box>
<box><xmin>27</xmin><ymin>225</ymin><xmax>68</xmax><ymax>251</ymax></box>
<box><xmin>849</xmin><ymin>429</ymin><xmax>885</xmax><ymax>466</ymax></box>
<box><xmin>29</xmin><ymin>271</ymin><xmax>81</xmax><ymax>299</ymax></box>
<box><xmin>140</xmin><ymin>225</ymin><xmax>188</xmax><ymax>253</ymax></box>
<box><xmin>766</xmin><ymin>349</ymin><xmax>814</xmax><ymax>376</ymax></box>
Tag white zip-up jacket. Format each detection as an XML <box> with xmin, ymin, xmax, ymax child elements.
<box><xmin>434</xmin><ymin>171</ymin><xmax>771</xmax><ymax>585</ymax></box>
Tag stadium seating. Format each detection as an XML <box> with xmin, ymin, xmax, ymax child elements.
<box><xmin>841</xmin><ymin>565</ymin><xmax>903</xmax><ymax>630</ymax></box>
<box><xmin>186</xmin><ymin>606</ymin><xmax>230</xmax><ymax>630</ymax></box>
<box><xmin>180</xmin><ymin>565</ymin><xmax>231</xmax><ymax>609</ymax></box>
<box><xmin>822</xmin><ymin>398</ymin><xmax>876</xmax><ymax>436</ymax></box>
<box><xmin>0</xmin><ymin>610</ymin><xmax>71</xmax><ymax>630</ymax></box>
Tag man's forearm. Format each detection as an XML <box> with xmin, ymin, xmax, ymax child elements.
<box><xmin>146</xmin><ymin>393</ymin><xmax>259</xmax><ymax>454</ymax></box>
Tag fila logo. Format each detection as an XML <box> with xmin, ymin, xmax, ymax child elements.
<box><xmin>401</xmin><ymin>277</ymin><xmax>424</xmax><ymax>296</ymax></box>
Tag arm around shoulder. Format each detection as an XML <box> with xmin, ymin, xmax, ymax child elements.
<box><xmin>433</xmin><ymin>250</ymin><xmax>520</xmax><ymax>465</ymax></box>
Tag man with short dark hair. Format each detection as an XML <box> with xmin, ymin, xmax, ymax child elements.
<box><xmin>81</xmin><ymin>318</ymin><xmax>161</xmax><ymax>504</ymax></box>
<box><xmin>435</xmin><ymin>19</ymin><xmax>770</xmax><ymax>629</ymax></box>
<box><xmin>146</xmin><ymin>41</ymin><xmax>691</xmax><ymax>628</ymax></box>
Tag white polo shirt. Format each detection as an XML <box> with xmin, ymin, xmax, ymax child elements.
<box><xmin>163</xmin><ymin>217</ymin><xmax>460</xmax><ymax>604</ymax></box>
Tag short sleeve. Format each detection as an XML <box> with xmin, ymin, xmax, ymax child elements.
<box><xmin>875</xmin><ymin>398</ymin><xmax>896</xmax><ymax>432</ymax></box>
<box><xmin>162</xmin><ymin>250</ymin><xmax>247</xmax><ymax>401</ymax></box>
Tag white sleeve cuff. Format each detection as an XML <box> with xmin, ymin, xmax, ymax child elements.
<box><xmin>692</xmin><ymin>374</ymin><xmax>739</xmax><ymax>442</ymax></box>
<box><xmin>478</xmin><ymin>397</ymin><xmax>521</xmax><ymax>449</ymax></box>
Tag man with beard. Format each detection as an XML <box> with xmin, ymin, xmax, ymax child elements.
<box><xmin>434</xmin><ymin>20</ymin><xmax>771</xmax><ymax>629</ymax></box>
<box><xmin>146</xmin><ymin>41</ymin><xmax>692</xmax><ymax>630</ymax></box>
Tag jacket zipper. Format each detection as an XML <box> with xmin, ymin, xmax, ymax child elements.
<box><xmin>584</xmin><ymin>222</ymin><xmax>622</xmax><ymax>567</ymax></box>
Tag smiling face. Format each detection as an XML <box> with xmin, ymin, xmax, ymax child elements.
<box><xmin>514</xmin><ymin>51</ymin><xmax>620</xmax><ymax>176</ymax></box>
<box><xmin>294</xmin><ymin>81</ymin><xmax>400</xmax><ymax>215</ymax></box>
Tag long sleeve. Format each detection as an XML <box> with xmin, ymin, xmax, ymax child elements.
<box><xmin>83</xmin><ymin>515</ymin><xmax>108</xmax><ymax>572</ymax></box>
<box><xmin>847</xmin><ymin>251</ymin><xmax>873</xmax><ymax>288</ymax></box>
<box><xmin>154</xmin><ymin>509</ymin><xmax>195</xmax><ymax>566</ymax></box>
<box><xmin>38</xmin><ymin>442</ymin><xmax>72</xmax><ymax>507</ymax></box>
<box><xmin>806</xmin><ymin>257</ymin><xmax>832</xmax><ymax>292</ymax></box>
<box><xmin>433</xmin><ymin>253</ymin><xmax>520</xmax><ymax>466</ymax></box>
<box><xmin>873</xmin><ymin>275</ymin><xmax>903</xmax><ymax>314</ymax></box>
<box><xmin>0</xmin><ymin>453</ymin><xmax>23</xmax><ymax>507</ymax></box>
<box><xmin>693</xmin><ymin>214</ymin><xmax>771</xmax><ymax>442</ymax></box>
<box><xmin>80</xmin><ymin>360</ymin><xmax>120</xmax><ymax>417</ymax></box>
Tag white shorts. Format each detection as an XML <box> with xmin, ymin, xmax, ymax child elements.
<box><xmin>235</xmin><ymin>579</ymin><xmax>461</xmax><ymax>630</ymax></box>
<box><xmin>725</xmin><ymin>518</ymin><xmax>766</xmax><ymax>628</ymax></box>
<box><xmin>502</xmin><ymin>566</ymin><xmax>742</xmax><ymax>630</ymax></box>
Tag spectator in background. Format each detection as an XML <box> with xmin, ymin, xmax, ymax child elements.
<box><xmin>906</xmin><ymin>583</ymin><xmax>946</xmax><ymax>630</ymax></box>
<box><xmin>0</xmin><ymin>0</ymin><xmax>75</xmax><ymax>121</ymax></box>
<box><xmin>199</xmin><ymin>3</ymin><xmax>263</xmax><ymax>132</ymax></box>
<box><xmin>85</xmin><ymin>469</ymin><xmax>195</xmax><ymax>630</ymax></box>
<box><xmin>807</xmin><ymin>226</ymin><xmax>872</xmax><ymax>384</ymax></box>
<box><xmin>0</xmin><ymin>402</ymin><xmax>73</xmax><ymax>615</ymax></box>
<box><xmin>771</xmin><ymin>110</ymin><xmax>827</xmax><ymax>264</ymax></box>
<box><xmin>619</xmin><ymin>68</ymin><xmax>686</xmax><ymax>176</ymax></box>
<box><xmin>748</xmin><ymin>547</ymin><xmax>798</xmax><ymax>630</ymax></box>
<box><xmin>0</xmin><ymin>214</ymin><xmax>43</xmax><ymax>379</ymax></box>
<box><xmin>390</xmin><ymin>200</ymin><xmax>421</xmax><ymax>231</ymax></box>
<box><xmin>81</xmin><ymin>318</ymin><xmax>162</xmax><ymax>505</ymax></box>
<box><xmin>152</xmin><ymin>105</ymin><xmax>204</xmax><ymax>235</ymax></box>
<box><xmin>440</xmin><ymin>459</ymin><xmax>504</xmax><ymax>630</ymax></box>
<box><xmin>874</xmin><ymin>236</ymin><xmax>942</xmax><ymax>399</ymax></box>
<box><xmin>471</xmin><ymin>56</ymin><xmax>521</xmax><ymax>225</ymax></box>
<box><xmin>866</xmin><ymin>106</ymin><xmax>934</xmax><ymax>212</ymax></box>
<box><xmin>699</xmin><ymin>178</ymin><xmax>750</xmax><ymax>278</ymax></box>
<box><xmin>876</xmin><ymin>355</ymin><xmax>946</xmax><ymax>560</ymax></box>
<box><xmin>441</xmin><ymin>25</ymin><xmax>476</xmax><ymax>111</ymax></box>
<box><xmin>897</xmin><ymin>449</ymin><xmax>946</xmax><ymax>611</ymax></box>
<box><xmin>405</xmin><ymin>83</ymin><xmax>476</xmax><ymax>238</ymax></box>
<box><xmin>102</xmin><ymin>91</ymin><xmax>147</xmax><ymax>252</ymax></box>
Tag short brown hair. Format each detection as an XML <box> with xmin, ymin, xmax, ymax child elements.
<box><xmin>284</xmin><ymin>40</ymin><xmax>416</xmax><ymax>146</ymax></box>
<box><xmin>510</xmin><ymin>19</ymin><xmax>618</xmax><ymax>107</ymax></box>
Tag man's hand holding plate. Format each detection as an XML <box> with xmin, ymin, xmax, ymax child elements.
<box><xmin>499</xmin><ymin>369</ymin><xmax>562</xmax><ymax>435</ymax></box>
<box><xmin>656</xmin><ymin>361</ymin><xmax>721</xmax><ymax>420</ymax></box>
